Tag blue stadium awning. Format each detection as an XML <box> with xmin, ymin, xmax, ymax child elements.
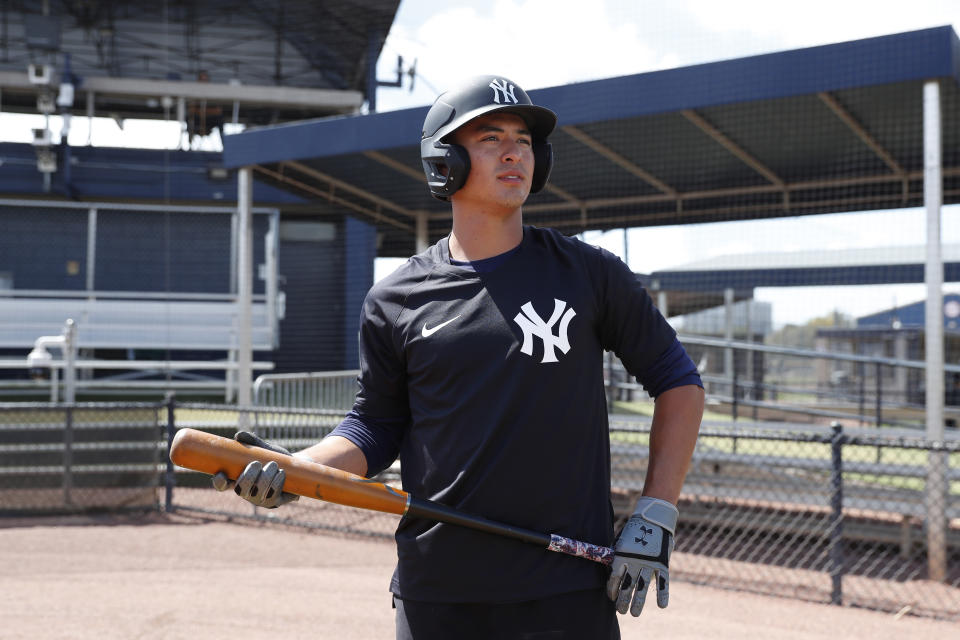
<box><xmin>223</xmin><ymin>26</ymin><xmax>960</xmax><ymax>257</ymax></box>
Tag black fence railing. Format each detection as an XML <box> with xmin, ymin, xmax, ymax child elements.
<box><xmin>0</xmin><ymin>402</ymin><xmax>164</xmax><ymax>513</ymax></box>
<box><xmin>1</xmin><ymin>399</ymin><xmax>958</xmax><ymax>620</ymax></box>
<box><xmin>607</xmin><ymin>335</ymin><xmax>960</xmax><ymax>428</ymax></box>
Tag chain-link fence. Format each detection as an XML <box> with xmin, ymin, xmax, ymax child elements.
<box><xmin>0</xmin><ymin>402</ymin><xmax>164</xmax><ymax>513</ymax></box>
<box><xmin>607</xmin><ymin>417</ymin><xmax>960</xmax><ymax>620</ymax></box>
<box><xmin>1</xmin><ymin>399</ymin><xmax>958</xmax><ymax>620</ymax></box>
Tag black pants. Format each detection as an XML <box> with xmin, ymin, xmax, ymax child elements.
<box><xmin>394</xmin><ymin>588</ymin><xmax>620</xmax><ymax>640</ymax></box>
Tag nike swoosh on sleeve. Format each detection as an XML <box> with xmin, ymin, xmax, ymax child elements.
<box><xmin>421</xmin><ymin>314</ymin><xmax>462</xmax><ymax>337</ymax></box>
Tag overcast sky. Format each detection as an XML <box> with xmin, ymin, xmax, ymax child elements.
<box><xmin>373</xmin><ymin>1</ymin><xmax>960</xmax><ymax>327</ymax></box>
<box><xmin>376</xmin><ymin>0</ymin><xmax>960</xmax><ymax>111</ymax></box>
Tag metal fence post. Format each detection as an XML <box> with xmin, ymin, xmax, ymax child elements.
<box><xmin>829</xmin><ymin>421</ymin><xmax>845</xmax><ymax>605</ymax></box>
<box><xmin>63</xmin><ymin>403</ymin><xmax>74</xmax><ymax>507</ymax></box>
<box><xmin>857</xmin><ymin>364</ymin><xmax>865</xmax><ymax>426</ymax></box>
<box><xmin>164</xmin><ymin>392</ymin><xmax>176</xmax><ymax>513</ymax></box>
<box><xmin>874</xmin><ymin>362</ymin><xmax>882</xmax><ymax>427</ymax></box>
<box><xmin>731</xmin><ymin>355</ymin><xmax>739</xmax><ymax>422</ymax></box>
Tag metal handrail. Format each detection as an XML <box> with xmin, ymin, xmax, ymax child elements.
<box><xmin>252</xmin><ymin>370</ymin><xmax>359</xmax><ymax>408</ymax></box>
<box><xmin>1</xmin><ymin>289</ymin><xmax>268</xmax><ymax>302</ymax></box>
<box><xmin>678</xmin><ymin>333</ymin><xmax>960</xmax><ymax>373</ymax></box>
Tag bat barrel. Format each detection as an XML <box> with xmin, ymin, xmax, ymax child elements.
<box><xmin>169</xmin><ymin>428</ymin><xmax>410</xmax><ymax>516</ymax></box>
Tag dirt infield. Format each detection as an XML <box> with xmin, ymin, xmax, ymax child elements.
<box><xmin>2</xmin><ymin>512</ymin><xmax>957</xmax><ymax>639</ymax></box>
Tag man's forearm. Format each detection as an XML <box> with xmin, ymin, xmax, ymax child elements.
<box><xmin>295</xmin><ymin>435</ymin><xmax>369</xmax><ymax>477</ymax></box>
<box><xmin>642</xmin><ymin>384</ymin><xmax>704</xmax><ymax>504</ymax></box>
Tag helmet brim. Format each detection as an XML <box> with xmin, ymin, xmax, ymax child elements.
<box><xmin>438</xmin><ymin>103</ymin><xmax>557</xmax><ymax>143</ymax></box>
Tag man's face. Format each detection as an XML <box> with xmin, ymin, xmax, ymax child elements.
<box><xmin>450</xmin><ymin>112</ymin><xmax>534</xmax><ymax>214</ymax></box>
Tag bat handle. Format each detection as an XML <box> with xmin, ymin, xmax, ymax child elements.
<box><xmin>548</xmin><ymin>534</ymin><xmax>615</xmax><ymax>566</ymax></box>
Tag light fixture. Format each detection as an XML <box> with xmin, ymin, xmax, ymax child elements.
<box><xmin>27</xmin><ymin>319</ymin><xmax>77</xmax><ymax>403</ymax></box>
<box><xmin>27</xmin><ymin>344</ymin><xmax>54</xmax><ymax>368</ymax></box>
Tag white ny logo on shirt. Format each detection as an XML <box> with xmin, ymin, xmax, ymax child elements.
<box><xmin>514</xmin><ymin>299</ymin><xmax>576</xmax><ymax>363</ymax></box>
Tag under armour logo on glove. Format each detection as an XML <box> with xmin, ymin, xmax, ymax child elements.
<box><xmin>634</xmin><ymin>525</ymin><xmax>653</xmax><ymax>546</ymax></box>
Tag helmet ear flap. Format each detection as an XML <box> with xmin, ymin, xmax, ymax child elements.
<box><xmin>530</xmin><ymin>141</ymin><xmax>553</xmax><ymax>194</ymax></box>
<box><xmin>421</xmin><ymin>142</ymin><xmax>471</xmax><ymax>201</ymax></box>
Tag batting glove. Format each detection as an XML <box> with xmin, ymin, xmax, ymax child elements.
<box><xmin>605</xmin><ymin>496</ymin><xmax>678</xmax><ymax>616</ymax></box>
<box><xmin>211</xmin><ymin>431</ymin><xmax>300</xmax><ymax>509</ymax></box>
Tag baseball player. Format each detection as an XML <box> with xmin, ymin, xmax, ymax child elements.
<box><xmin>217</xmin><ymin>75</ymin><xmax>704</xmax><ymax>639</ymax></box>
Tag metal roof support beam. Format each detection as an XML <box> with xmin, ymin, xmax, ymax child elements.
<box><xmin>358</xmin><ymin>153</ymin><xmax>440</xmax><ymax>231</ymax></box>
<box><xmin>544</xmin><ymin>182</ymin><xmax>584</xmax><ymax>207</ymax></box>
<box><xmin>253</xmin><ymin>165</ymin><xmax>414</xmax><ymax>232</ymax></box>
<box><xmin>363</xmin><ymin>150</ymin><xmax>426</xmax><ymax>182</ymax></box>
<box><xmin>681</xmin><ymin>109</ymin><xmax>785</xmax><ymax>188</ymax></box>
<box><xmin>528</xmin><ymin>191</ymin><xmax>906</xmax><ymax>224</ymax></box>
<box><xmin>561</xmin><ymin>125</ymin><xmax>678</xmax><ymax>196</ymax></box>
<box><xmin>361</xmin><ymin>150</ymin><xmax>588</xmax><ymax>227</ymax></box>
<box><xmin>421</xmin><ymin>180</ymin><xmax>587</xmax><ymax>223</ymax></box>
<box><xmin>0</xmin><ymin>71</ymin><xmax>364</xmax><ymax>110</ymax></box>
<box><xmin>818</xmin><ymin>92</ymin><xmax>905</xmax><ymax>175</ymax></box>
<box><xmin>524</xmin><ymin>166</ymin><xmax>959</xmax><ymax>216</ymax></box>
<box><xmin>818</xmin><ymin>91</ymin><xmax>910</xmax><ymax>203</ymax></box>
<box><xmin>284</xmin><ymin>160</ymin><xmax>417</xmax><ymax>220</ymax></box>
<box><xmin>526</xmin><ymin>190</ymin><xmax>930</xmax><ymax>230</ymax></box>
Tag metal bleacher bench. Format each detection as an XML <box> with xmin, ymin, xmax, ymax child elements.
<box><xmin>0</xmin><ymin>292</ymin><xmax>275</xmax><ymax>351</ymax></box>
<box><xmin>0</xmin><ymin>291</ymin><xmax>277</xmax><ymax>397</ymax></box>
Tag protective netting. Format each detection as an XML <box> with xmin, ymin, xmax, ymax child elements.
<box><xmin>0</xmin><ymin>403</ymin><xmax>163</xmax><ymax>513</ymax></box>
<box><xmin>360</xmin><ymin>33</ymin><xmax>960</xmax><ymax>619</ymax></box>
<box><xmin>4</xmin><ymin>401</ymin><xmax>957</xmax><ymax>619</ymax></box>
<box><xmin>2</xmin><ymin>8</ymin><xmax>960</xmax><ymax>622</ymax></box>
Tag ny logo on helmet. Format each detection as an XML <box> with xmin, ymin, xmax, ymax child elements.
<box><xmin>489</xmin><ymin>79</ymin><xmax>519</xmax><ymax>105</ymax></box>
<box><xmin>514</xmin><ymin>299</ymin><xmax>576</xmax><ymax>363</ymax></box>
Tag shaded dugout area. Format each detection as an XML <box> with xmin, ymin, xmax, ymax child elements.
<box><xmin>0</xmin><ymin>1</ymin><xmax>402</xmax><ymax>381</ymax></box>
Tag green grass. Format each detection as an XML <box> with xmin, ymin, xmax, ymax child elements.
<box><xmin>609</xmin><ymin>401</ymin><xmax>960</xmax><ymax>496</ymax></box>
<box><xmin>3</xmin><ymin>405</ymin><xmax>957</xmax><ymax>496</ymax></box>
<box><xmin>0</xmin><ymin>407</ymin><xmax>162</xmax><ymax>425</ymax></box>
<box><xmin>613</xmin><ymin>399</ymin><xmax>736</xmax><ymax>422</ymax></box>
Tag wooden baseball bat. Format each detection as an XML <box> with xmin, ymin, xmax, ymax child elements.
<box><xmin>169</xmin><ymin>428</ymin><xmax>614</xmax><ymax>566</ymax></box>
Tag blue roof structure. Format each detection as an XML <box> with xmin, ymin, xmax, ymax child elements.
<box><xmin>0</xmin><ymin>143</ymin><xmax>307</xmax><ymax>204</ymax></box>
<box><xmin>0</xmin><ymin>2</ymin><xmax>401</xmax><ymax>126</ymax></box>
<box><xmin>221</xmin><ymin>26</ymin><xmax>960</xmax><ymax>257</ymax></box>
<box><xmin>858</xmin><ymin>293</ymin><xmax>960</xmax><ymax>329</ymax></box>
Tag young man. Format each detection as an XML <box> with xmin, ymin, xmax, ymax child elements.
<box><xmin>218</xmin><ymin>75</ymin><xmax>704</xmax><ymax>639</ymax></box>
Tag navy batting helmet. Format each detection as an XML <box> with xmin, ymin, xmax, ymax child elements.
<box><xmin>420</xmin><ymin>75</ymin><xmax>557</xmax><ymax>201</ymax></box>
